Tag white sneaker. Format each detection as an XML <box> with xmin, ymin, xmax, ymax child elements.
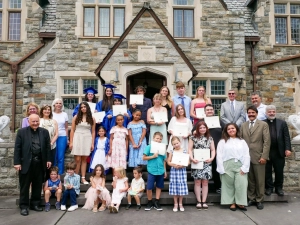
<box><xmin>67</xmin><ymin>205</ymin><xmax>78</xmax><ymax>212</ymax></box>
<box><xmin>61</xmin><ymin>205</ymin><xmax>66</xmax><ymax>211</ymax></box>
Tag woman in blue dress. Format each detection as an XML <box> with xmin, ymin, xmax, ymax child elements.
<box><xmin>72</xmin><ymin>87</ymin><xmax>98</xmax><ymax>117</ymax></box>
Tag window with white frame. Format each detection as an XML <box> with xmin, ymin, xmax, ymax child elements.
<box><xmin>0</xmin><ymin>0</ymin><xmax>22</xmax><ymax>41</ymax></box>
<box><xmin>274</xmin><ymin>3</ymin><xmax>300</xmax><ymax>45</ymax></box>
<box><xmin>191</xmin><ymin>79</ymin><xmax>227</xmax><ymax>115</ymax></box>
<box><xmin>60</xmin><ymin>77</ymin><xmax>100</xmax><ymax>123</ymax></box>
<box><xmin>83</xmin><ymin>0</ymin><xmax>125</xmax><ymax>37</ymax></box>
<box><xmin>173</xmin><ymin>0</ymin><xmax>194</xmax><ymax>38</ymax></box>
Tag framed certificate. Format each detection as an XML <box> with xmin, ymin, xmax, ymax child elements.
<box><xmin>150</xmin><ymin>141</ymin><xmax>166</xmax><ymax>155</ymax></box>
<box><xmin>171</xmin><ymin>152</ymin><xmax>189</xmax><ymax>166</ymax></box>
<box><xmin>87</xmin><ymin>102</ymin><xmax>96</xmax><ymax>113</ymax></box>
<box><xmin>130</xmin><ymin>94</ymin><xmax>143</xmax><ymax>105</ymax></box>
<box><xmin>204</xmin><ymin>116</ymin><xmax>221</xmax><ymax>128</ymax></box>
<box><xmin>93</xmin><ymin>111</ymin><xmax>106</xmax><ymax>123</ymax></box>
<box><xmin>193</xmin><ymin>148</ymin><xmax>210</xmax><ymax>161</ymax></box>
<box><xmin>173</xmin><ymin>124</ymin><xmax>189</xmax><ymax>137</ymax></box>
<box><xmin>113</xmin><ymin>105</ymin><xmax>127</xmax><ymax>116</ymax></box>
<box><xmin>196</xmin><ymin>108</ymin><xmax>206</xmax><ymax>118</ymax></box>
<box><xmin>153</xmin><ymin>112</ymin><xmax>168</xmax><ymax>123</ymax></box>
<box><xmin>191</xmin><ymin>161</ymin><xmax>204</xmax><ymax>169</ymax></box>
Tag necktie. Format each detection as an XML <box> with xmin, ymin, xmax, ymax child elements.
<box><xmin>181</xmin><ymin>97</ymin><xmax>185</xmax><ymax>107</ymax></box>
<box><xmin>249</xmin><ymin>121</ymin><xmax>254</xmax><ymax>133</ymax></box>
<box><xmin>230</xmin><ymin>101</ymin><xmax>234</xmax><ymax>113</ymax></box>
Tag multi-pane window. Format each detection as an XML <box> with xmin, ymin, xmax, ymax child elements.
<box><xmin>173</xmin><ymin>0</ymin><xmax>194</xmax><ymax>38</ymax></box>
<box><xmin>192</xmin><ymin>79</ymin><xmax>226</xmax><ymax>115</ymax></box>
<box><xmin>0</xmin><ymin>0</ymin><xmax>22</xmax><ymax>41</ymax></box>
<box><xmin>274</xmin><ymin>3</ymin><xmax>300</xmax><ymax>45</ymax></box>
<box><xmin>83</xmin><ymin>0</ymin><xmax>125</xmax><ymax>37</ymax></box>
<box><xmin>61</xmin><ymin>78</ymin><xmax>100</xmax><ymax>122</ymax></box>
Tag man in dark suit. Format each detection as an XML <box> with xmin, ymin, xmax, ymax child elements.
<box><xmin>240</xmin><ymin>105</ymin><xmax>270</xmax><ymax>210</ymax></box>
<box><xmin>14</xmin><ymin>114</ymin><xmax>51</xmax><ymax>216</ymax></box>
<box><xmin>264</xmin><ymin>105</ymin><xmax>291</xmax><ymax>196</ymax></box>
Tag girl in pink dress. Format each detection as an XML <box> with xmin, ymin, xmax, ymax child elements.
<box><xmin>82</xmin><ymin>164</ymin><xmax>111</xmax><ymax>212</ymax></box>
<box><xmin>107</xmin><ymin>115</ymin><xmax>128</xmax><ymax>170</ymax></box>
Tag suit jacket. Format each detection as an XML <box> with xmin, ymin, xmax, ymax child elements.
<box><xmin>14</xmin><ymin>127</ymin><xmax>51</xmax><ymax>174</ymax></box>
<box><xmin>263</xmin><ymin>118</ymin><xmax>291</xmax><ymax>158</ymax></box>
<box><xmin>240</xmin><ymin>120</ymin><xmax>270</xmax><ymax>164</ymax></box>
<box><xmin>220</xmin><ymin>100</ymin><xmax>245</xmax><ymax>127</ymax></box>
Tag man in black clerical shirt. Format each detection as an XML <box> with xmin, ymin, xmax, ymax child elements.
<box><xmin>14</xmin><ymin>114</ymin><xmax>51</xmax><ymax>216</ymax></box>
<box><xmin>264</xmin><ymin>105</ymin><xmax>291</xmax><ymax>196</ymax></box>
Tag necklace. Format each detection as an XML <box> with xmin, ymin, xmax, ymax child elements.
<box><xmin>153</xmin><ymin>106</ymin><xmax>161</xmax><ymax>112</ymax></box>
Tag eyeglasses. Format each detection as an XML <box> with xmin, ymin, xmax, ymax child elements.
<box><xmin>228</xmin><ymin>93</ymin><xmax>235</xmax><ymax>95</ymax></box>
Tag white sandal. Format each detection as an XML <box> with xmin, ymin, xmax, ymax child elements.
<box><xmin>81</xmin><ymin>177</ymin><xmax>89</xmax><ymax>185</ymax></box>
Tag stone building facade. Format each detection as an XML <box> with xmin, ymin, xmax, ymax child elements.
<box><xmin>0</xmin><ymin>0</ymin><xmax>299</xmax><ymax>195</ymax></box>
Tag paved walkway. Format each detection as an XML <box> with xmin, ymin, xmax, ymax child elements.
<box><xmin>1</xmin><ymin>193</ymin><xmax>300</xmax><ymax>225</ymax></box>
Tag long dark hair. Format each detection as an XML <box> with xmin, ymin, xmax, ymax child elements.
<box><xmin>92</xmin><ymin>164</ymin><xmax>105</xmax><ymax>178</ymax></box>
<box><xmin>175</xmin><ymin>104</ymin><xmax>186</xmax><ymax>118</ymax></box>
<box><xmin>194</xmin><ymin>121</ymin><xmax>210</xmax><ymax>139</ymax></box>
<box><xmin>102</xmin><ymin>88</ymin><xmax>114</xmax><ymax>111</ymax></box>
<box><xmin>84</xmin><ymin>93</ymin><xmax>97</xmax><ymax>103</ymax></box>
<box><xmin>222</xmin><ymin>123</ymin><xmax>242</xmax><ymax>142</ymax></box>
<box><xmin>75</xmin><ymin>102</ymin><xmax>94</xmax><ymax>126</ymax></box>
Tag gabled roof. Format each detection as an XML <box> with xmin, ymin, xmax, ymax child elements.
<box><xmin>94</xmin><ymin>2</ymin><xmax>197</xmax><ymax>77</ymax></box>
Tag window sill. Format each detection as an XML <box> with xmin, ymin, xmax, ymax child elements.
<box><xmin>78</xmin><ymin>37</ymin><xmax>120</xmax><ymax>39</ymax></box>
<box><xmin>274</xmin><ymin>44</ymin><xmax>300</xmax><ymax>47</ymax></box>
<box><xmin>0</xmin><ymin>41</ymin><xmax>23</xmax><ymax>43</ymax></box>
<box><xmin>174</xmin><ymin>38</ymin><xmax>200</xmax><ymax>41</ymax></box>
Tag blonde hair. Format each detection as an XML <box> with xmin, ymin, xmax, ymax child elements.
<box><xmin>153</xmin><ymin>93</ymin><xmax>162</xmax><ymax>101</ymax></box>
<box><xmin>115</xmin><ymin>166</ymin><xmax>126</xmax><ymax>179</ymax></box>
<box><xmin>195</xmin><ymin>86</ymin><xmax>209</xmax><ymax>103</ymax></box>
<box><xmin>171</xmin><ymin>136</ymin><xmax>181</xmax><ymax>144</ymax></box>
<box><xmin>25</xmin><ymin>102</ymin><xmax>39</xmax><ymax>117</ymax></box>
<box><xmin>52</xmin><ymin>98</ymin><xmax>65</xmax><ymax>112</ymax></box>
<box><xmin>160</xmin><ymin>86</ymin><xmax>173</xmax><ymax>107</ymax></box>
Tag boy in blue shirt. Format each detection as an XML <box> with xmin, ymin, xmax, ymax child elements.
<box><xmin>143</xmin><ymin>132</ymin><xmax>167</xmax><ymax>211</ymax></box>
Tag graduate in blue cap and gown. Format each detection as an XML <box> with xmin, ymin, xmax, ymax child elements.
<box><xmin>95</xmin><ymin>84</ymin><xmax>116</xmax><ymax>114</ymax></box>
<box><xmin>72</xmin><ymin>87</ymin><xmax>98</xmax><ymax>117</ymax></box>
<box><xmin>103</xmin><ymin>94</ymin><xmax>132</xmax><ymax>139</ymax></box>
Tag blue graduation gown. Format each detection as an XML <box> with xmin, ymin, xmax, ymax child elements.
<box><xmin>72</xmin><ymin>104</ymin><xmax>80</xmax><ymax>117</ymax></box>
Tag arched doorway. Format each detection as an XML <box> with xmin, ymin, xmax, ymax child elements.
<box><xmin>126</xmin><ymin>71</ymin><xmax>167</xmax><ymax>104</ymax></box>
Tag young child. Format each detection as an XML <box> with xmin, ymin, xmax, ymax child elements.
<box><xmin>107</xmin><ymin>114</ymin><xmax>128</xmax><ymax>170</ymax></box>
<box><xmin>143</xmin><ymin>132</ymin><xmax>167</xmax><ymax>211</ymax></box>
<box><xmin>126</xmin><ymin>166</ymin><xmax>145</xmax><ymax>211</ymax></box>
<box><xmin>61</xmin><ymin>161</ymin><xmax>80</xmax><ymax>212</ymax></box>
<box><xmin>44</xmin><ymin>166</ymin><xmax>62</xmax><ymax>212</ymax></box>
<box><xmin>83</xmin><ymin>164</ymin><xmax>111</xmax><ymax>212</ymax></box>
<box><xmin>109</xmin><ymin>166</ymin><xmax>128</xmax><ymax>213</ymax></box>
<box><xmin>89</xmin><ymin>126</ymin><xmax>110</xmax><ymax>173</ymax></box>
<box><xmin>127</xmin><ymin>109</ymin><xmax>147</xmax><ymax>167</ymax></box>
<box><xmin>167</xmin><ymin>136</ymin><xmax>189</xmax><ymax>212</ymax></box>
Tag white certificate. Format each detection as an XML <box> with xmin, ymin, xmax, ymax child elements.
<box><xmin>113</xmin><ymin>105</ymin><xmax>127</xmax><ymax>116</ymax></box>
<box><xmin>173</xmin><ymin>124</ymin><xmax>189</xmax><ymax>137</ymax></box>
<box><xmin>191</xmin><ymin>161</ymin><xmax>204</xmax><ymax>169</ymax></box>
<box><xmin>204</xmin><ymin>116</ymin><xmax>221</xmax><ymax>128</ymax></box>
<box><xmin>130</xmin><ymin>94</ymin><xmax>143</xmax><ymax>105</ymax></box>
<box><xmin>171</xmin><ymin>152</ymin><xmax>189</xmax><ymax>166</ymax></box>
<box><xmin>196</xmin><ymin>108</ymin><xmax>206</xmax><ymax>118</ymax></box>
<box><xmin>150</xmin><ymin>141</ymin><xmax>166</xmax><ymax>156</ymax></box>
<box><xmin>153</xmin><ymin>112</ymin><xmax>168</xmax><ymax>123</ymax></box>
<box><xmin>194</xmin><ymin>148</ymin><xmax>210</xmax><ymax>161</ymax></box>
<box><xmin>93</xmin><ymin>111</ymin><xmax>106</xmax><ymax>123</ymax></box>
<box><xmin>87</xmin><ymin>102</ymin><xmax>96</xmax><ymax>113</ymax></box>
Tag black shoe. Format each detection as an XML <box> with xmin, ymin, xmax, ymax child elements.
<box><xmin>153</xmin><ymin>200</ymin><xmax>162</xmax><ymax>211</ymax></box>
<box><xmin>236</xmin><ymin>205</ymin><xmax>247</xmax><ymax>211</ymax></box>
<box><xmin>136</xmin><ymin>205</ymin><xmax>141</xmax><ymax>211</ymax></box>
<box><xmin>145</xmin><ymin>201</ymin><xmax>153</xmax><ymax>211</ymax></box>
<box><xmin>247</xmin><ymin>200</ymin><xmax>256</xmax><ymax>207</ymax></box>
<box><xmin>265</xmin><ymin>188</ymin><xmax>273</xmax><ymax>196</ymax></box>
<box><xmin>275</xmin><ymin>188</ymin><xmax>284</xmax><ymax>196</ymax></box>
<box><xmin>30</xmin><ymin>205</ymin><xmax>43</xmax><ymax>211</ymax></box>
<box><xmin>125</xmin><ymin>204</ymin><xmax>131</xmax><ymax>210</ymax></box>
<box><xmin>257</xmin><ymin>202</ymin><xmax>264</xmax><ymax>210</ymax></box>
<box><xmin>20</xmin><ymin>208</ymin><xmax>28</xmax><ymax>216</ymax></box>
<box><xmin>229</xmin><ymin>205</ymin><xmax>236</xmax><ymax>211</ymax></box>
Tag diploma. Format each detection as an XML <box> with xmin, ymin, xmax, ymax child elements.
<box><xmin>129</xmin><ymin>190</ymin><xmax>137</xmax><ymax>196</ymax></box>
<box><xmin>150</xmin><ymin>141</ymin><xmax>166</xmax><ymax>155</ymax></box>
<box><xmin>113</xmin><ymin>105</ymin><xmax>127</xmax><ymax>116</ymax></box>
<box><xmin>93</xmin><ymin>111</ymin><xmax>106</xmax><ymax>123</ymax></box>
<box><xmin>130</xmin><ymin>94</ymin><xmax>143</xmax><ymax>105</ymax></box>
<box><xmin>204</xmin><ymin>116</ymin><xmax>221</xmax><ymax>128</ymax></box>
<box><xmin>87</xmin><ymin>102</ymin><xmax>96</xmax><ymax>113</ymax></box>
<box><xmin>171</xmin><ymin>152</ymin><xmax>189</xmax><ymax>166</ymax></box>
<box><xmin>196</xmin><ymin>108</ymin><xmax>206</xmax><ymax>118</ymax></box>
<box><xmin>172</xmin><ymin>124</ymin><xmax>189</xmax><ymax>137</ymax></box>
<box><xmin>193</xmin><ymin>148</ymin><xmax>210</xmax><ymax>161</ymax></box>
<box><xmin>191</xmin><ymin>161</ymin><xmax>203</xmax><ymax>169</ymax></box>
<box><xmin>153</xmin><ymin>112</ymin><xmax>168</xmax><ymax>123</ymax></box>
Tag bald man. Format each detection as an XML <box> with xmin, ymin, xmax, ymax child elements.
<box><xmin>14</xmin><ymin>114</ymin><xmax>51</xmax><ymax>216</ymax></box>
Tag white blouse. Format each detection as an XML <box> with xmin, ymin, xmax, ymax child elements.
<box><xmin>216</xmin><ymin>138</ymin><xmax>250</xmax><ymax>174</ymax></box>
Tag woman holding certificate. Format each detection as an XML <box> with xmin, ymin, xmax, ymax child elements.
<box><xmin>72</xmin><ymin>87</ymin><xmax>98</xmax><ymax>117</ymax></box>
<box><xmin>188</xmin><ymin>121</ymin><xmax>215</xmax><ymax>210</ymax></box>
<box><xmin>167</xmin><ymin>104</ymin><xmax>193</xmax><ymax>153</ymax></box>
<box><xmin>147</xmin><ymin>93</ymin><xmax>168</xmax><ymax>145</ymax></box>
<box><xmin>216</xmin><ymin>123</ymin><xmax>250</xmax><ymax>211</ymax></box>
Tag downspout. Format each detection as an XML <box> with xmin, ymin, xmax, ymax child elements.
<box><xmin>250</xmin><ymin>41</ymin><xmax>258</xmax><ymax>91</ymax></box>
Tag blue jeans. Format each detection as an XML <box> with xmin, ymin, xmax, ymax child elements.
<box><xmin>62</xmin><ymin>188</ymin><xmax>77</xmax><ymax>206</ymax></box>
<box><xmin>55</xmin><ymin>136</ymin><xmax>68</xmax><ymax>175</ymax></box>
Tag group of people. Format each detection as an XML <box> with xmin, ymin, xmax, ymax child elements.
<box><xmin>14</xmin><ymin>81</ymin><xmax>292</xmax><ymax>216</ymax></box>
